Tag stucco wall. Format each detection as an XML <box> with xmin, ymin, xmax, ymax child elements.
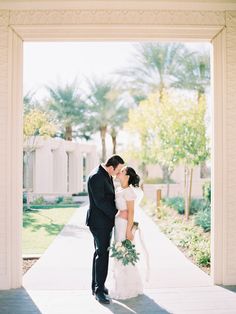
<box><xmin>0</xmin><ymin>11</ymin><xmax>10</xmax><ymax>288</ymax></box>
<box><xmin>225</xmin><ymin>11</ymin><xmax>236</xmax><ymax>284</ymax></box>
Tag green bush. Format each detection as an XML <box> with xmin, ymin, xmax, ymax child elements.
<box><xmin>195</xmin><ymin>207</ymin><xmax>211</xmax><ymax>232</ymax></box>
<box><xmin>55</xmin><ymin>196</ymin><xmax>64</xmax><ymax>204</ymax></box>
<box><xmin>190</xmin><ymin>198</ymin><xmax>208</xmax><ymax>214</ymax></box>
<box><xmin>72</xmin><ymin>191</ymin><xmax>88</xmax><ymax>196</ymax></box>
<box><xmin>196</xmin><ymin>248</ymin><xmax>211</xmax><ymax>267</ymax></box>
<box><xmin>23</xmin><ymin>204</ymin><xmax>30</xmax><ymax>211</ymax></box>
<box><xmin>31</xmin><ymin>196</ymin><xmax>45</xmax><ymax>205</ymax></box>
<box><xmin>164</xmin><ymin>197</ymin><xmax>208</xmax><ymax>216</ymax></box>
<box><xmin>163</xmin><ymin>197</ymin><xmax>184</xmax><ymax>214</ymax></box>
<box><xmin>61</xmin><ymin>196</ymin><xmax>74</xmax><ymax>204</ymax></box>
<box><xmin>29</xmin><ymin>204</ymin><xmax>79</xmax><ymax>209</ymax></box>
<box><xmin>23</xmin><ymin>192</ymin><xmax>27</xmax><ymax>204</ymax></box>
<box><xmin>202</xmin><ymin>181</ymin><xmax>211</xmax><ymax>204</ymax></box>
<box><xmin>193</xmin><ymin>240</ymin><xmax>211</xmax><ymax>266</ymax></box>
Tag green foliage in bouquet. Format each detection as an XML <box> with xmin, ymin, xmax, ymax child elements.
<box><xmin>109</xmin><ymin>239</ymin><xmax>140</xmax><ymax>266</ymax></box>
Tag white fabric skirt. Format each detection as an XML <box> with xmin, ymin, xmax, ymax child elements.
<box><xmin>109</xmin><ymin>216</ymin><xmax>143</xmax><ymax>300</ymax></box>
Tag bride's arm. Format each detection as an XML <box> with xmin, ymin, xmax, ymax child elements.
<box><xmin>126</xmin><ymin>200</ymin><xmax>134</xmax><ymax>241</ymax></box>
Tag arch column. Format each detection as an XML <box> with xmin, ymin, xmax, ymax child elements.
<box><xmin>0</xmin><ymin>24</ymin><xmax>23</xmax><ymax>288</ymax></box>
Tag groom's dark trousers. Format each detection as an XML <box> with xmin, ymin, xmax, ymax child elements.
<box><xmin>86</xmin><ymin>165</ymin><xmax>117</xmax><ymax>294</ymax></box>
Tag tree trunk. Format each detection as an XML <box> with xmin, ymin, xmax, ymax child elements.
<box><xmin>112</xmin><ymin>135</ymin><xmax>116</xmax><ymax>154</ymax></box>
<box><xmin>188</xmin><ymin>167</ymin><xmax>193</xmax><ymax>217</ymax></box>
<box><xmin>184</xmin><ymin>166</ymin><xmax>190</xmax><ymax>220</ymax></box>
<box><xmin>162</xmin><ymin>165</ymin><xmax>172</xmax><ymax>197</ymax></box>
<box><xmin>111</xmin><ymin>129</ymin><xmax>117</xmax><ymax>154</ymax></box>
<box><xmin>162</xmin><ymin>165</ymin><xmax>169</xmax><ymax>182</ymax></box>
<box><xmin>100</xmin><ymin>126</ymin><xmax>107</xmax><ymax>162</ymax></box>
<box><xmin>184</xmin><ymin>167</ymin><xmax>193</xmax><ymax>220</ymax></box>
<box><xmin>65</xmin><ymin>125</ymin><xmax>72</xmax><ymax>141</ymax></box>
<box><xmin>159</xmin><ymin>82</ymin><xmax>165</xmax><ymax>103</ymax></box>
<box><xmin>140</xmin><ymin>162</ymin><xmax>148</xmax><ymax>180</ymax></box>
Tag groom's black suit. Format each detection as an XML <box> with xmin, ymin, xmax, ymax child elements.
<box><xmin>86</xmin><ymin>165</ymin><xmax>118</xmax><ymax>294</ymax></box>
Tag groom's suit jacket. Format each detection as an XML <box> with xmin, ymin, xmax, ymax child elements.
<box><xmin>86</xmin><ymin>165</ymin><xmax>118</xmax><ymax>229</ymax></box>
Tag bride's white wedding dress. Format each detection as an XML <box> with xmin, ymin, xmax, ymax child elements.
<box><xmin>109</xmin><ymin>186</ymin><xmax>143</xmax><ymax>300</ymax></box>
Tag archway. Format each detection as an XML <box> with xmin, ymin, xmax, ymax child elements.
<box><xmin>0</xmin><ymin>6</ymin><xmax>231</xmax><ymax>289</ymax></box>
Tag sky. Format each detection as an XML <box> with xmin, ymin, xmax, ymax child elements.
<box><xmin>23</xmin><ymin>41</ymin><xmax>211</xmax><ymax>99</ymax></box>
<box><xmin>23</xmin><ymin>42</ymin><xmax>137</xmax><ymax>99</ymax></box>
<box><xmin>23</xmin><ymin>41</ymin><xmax>211</xmax><ymax>154</ymax></box>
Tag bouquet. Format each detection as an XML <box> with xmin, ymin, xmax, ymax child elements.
<box><xmin>109</xmin><ymin>238</ymin><xmax>140</xmax><ymax>266</ymax></box>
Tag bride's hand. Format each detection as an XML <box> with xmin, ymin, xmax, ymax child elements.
<box><xmin>126</xmin><ymin>230</ymin><xmax>134</xmax><ymax>241</ymax></box>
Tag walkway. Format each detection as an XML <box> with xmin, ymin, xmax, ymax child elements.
<box><xmin>1</xmin><ymin>205</ymin><xmax>236</xmax><ymax>313</ymax></box>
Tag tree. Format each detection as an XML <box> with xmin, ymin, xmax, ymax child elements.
<box><xmin>125</xmin><ymin>90</ymin><xmax>209</xmax><ymax>203</ymax></box>
<box><xmin>23</xmin><ymin>109</ymin><xmax>57</xmax><ymax>206</ymax></box>
<box><xmin>23</xmin><ymin>90</ymin><xmax>40</xmax><ymax>114</ymax></box>
<box><xmin>119</xmin><ymin>43</ymin><xmax>188</xmax><ymax>102</ymax></box>
<box><xmin>85</xmin><ymin>79</ymin><xmax>126</xmax><ymax>161</ymax></box>
<box><xmin>46</xmin><ymin>80</ymin><xmax>86</xmax><ymax>141</ymax></box>
<box><xmin>109</xmin><ymin>105</ymin><xmax>129</xmax><ymax>154</ymax></box>
<box><xmin>125</xmin><ymin>93</ymin><xmax>160</xmax><ymax>179</ymax></box>
<box><xmin>125</xmin><ymin>90</ymin><xmax>183</xmax><ymax>185</ymax></box>
<box><xmin>173</xmin><ymin>95</ymin><xmax>210</xmax><ymax>219</ymax></box>
<box><xmin>172</xmin><ymin>51</ymin><xmax>210</xmax><ymax>101</ymax></box>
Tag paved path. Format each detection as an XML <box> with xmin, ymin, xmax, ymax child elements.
<box><xmin>1</xmin><ymin>205</ymin><xmax>236</xmax><ymax>313</ymax></box>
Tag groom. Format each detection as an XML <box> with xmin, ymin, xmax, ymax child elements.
<box><xmin>86</xmin><ymin>155</ymin><xmax>125</xmax><ymax>304</ymax></box>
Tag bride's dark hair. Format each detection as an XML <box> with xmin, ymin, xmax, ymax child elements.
<box><xmin>126</xmin><ymin>167</ymin><xmax>140</xmax><ymax>187</ymax></box>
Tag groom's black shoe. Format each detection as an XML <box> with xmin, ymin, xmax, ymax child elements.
<box><xmin>95</xmin><ymin>291</ymin><xmax>110</xmax><ymax>304</ymax></box>
<box><xmin>92</xmin><ymin>287</ymin><xmax>109</xmax><ymax>296</ymax></box>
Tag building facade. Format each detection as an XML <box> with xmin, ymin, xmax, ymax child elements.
<box><xmin>23</xmin><ymin>137</ymin><xmax>98</xmax><ymax>197</ymax></box>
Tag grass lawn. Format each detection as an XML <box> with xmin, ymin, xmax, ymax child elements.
<box><xmin>23</xmin><ymin>207</ymin><xmax>77</xmax><ymax>255</ymax></box>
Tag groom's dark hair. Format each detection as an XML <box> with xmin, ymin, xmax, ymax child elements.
<box><xmin>105</xmin><ymin>155</ymin><xmax>125</xmax><ymax>169</ymax></box>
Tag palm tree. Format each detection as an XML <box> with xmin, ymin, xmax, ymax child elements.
<box><xmin>85</xmin><ymin>79</ymin><xmax>126</xmax><ymax>161</ymax></box>
<box><xmin>172</xmin><ymin>51</ymin><xmax>210</xmax><ymax>101</ymax></box>
<box><xmin>23</xmin><ymin>90</ymin><xmax>40</xmax><ymax>114</ymax></box>
<box><xmin>46</xmin><ymin>80</ymin><xmax>86</xmax><ymax>141</ymax></box>
<box><xmin>119</xmin><ymin>42</ymin><xmax>188</xmax><ymax>102</ymax></box>
<box><xmin>109</xmin><ymin>105</ymin><xmax>129</xmax><ymax>154</ymax></box>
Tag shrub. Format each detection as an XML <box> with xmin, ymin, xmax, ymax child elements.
<box><xmin>202</xmin><ymin>181</ymin><xmax>211</xmax><ymax>204</ymax></box>
<box><xmin>72</xmin><ymin>191</ymin><xmax>88</xmax><ymax>196</ymax></box>
<box><xmin>23</xmin><ymin>204</ymin><xmax>30</xmax><ymax>211</ymax></box>
<box><xmin>163</xmin><ymin>197</ymin><xmax>184</xmax><ymax>214</ymax></box>
<box><xmin>164</xmin><ymin>197</ymin><xmax>208</xmax><ymax>216</ymax></box>
<box><xmin>30</xmin><ymin>204</ymin><xmax>79</xmax><ymax>209</ymax></box>
<box><xmin>195</xmin><ymin>207</ymin><xmax>211</xmax><ymax>232</ymax></box>
<box><xmin>23</xmin><ymin>192</ymin><xmax>27</xmax><ymax>204</ymax></box>
<box><xmin>31</xmin><ymin>196</ymin><xmax>45</xmax><ymax>205</ymax></box>
<box><xmin>55</xmin><ymin>196</ymin><xmax>64</xmax><ymax>204</ymax></box>
<box><xmin>193</xmin><ymin>240</ymin><xmax>211</xmax><ymax>266</ymax></box>
<box><xmin>62</xmin><ymin>196</ymin><xmax>74</xmax><ymax>204</ymax></box>
<box><xmin>190</xmin><ymin>198</ymin><xmax>208</xmax><ymax>214</ymax></box>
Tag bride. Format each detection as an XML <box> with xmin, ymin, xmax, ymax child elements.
<box><xmin>109</xmin><ymin>166</ymin><xmax>143</xmax><ymax>300</ymax></box>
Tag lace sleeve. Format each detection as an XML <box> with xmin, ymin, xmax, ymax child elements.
<box><xmin>124</xmin><ymin>187</ymin><xmax>137</xmax><ymax>201</ymax></box>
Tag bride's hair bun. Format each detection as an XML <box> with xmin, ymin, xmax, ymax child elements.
<box><xmin>126</xmin><ymin>167</ymin><xmax>140</xmax><ymax>187</ymax></box>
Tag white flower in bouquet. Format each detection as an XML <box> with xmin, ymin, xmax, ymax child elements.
<box><xmin>109</xmin><ymin>239</ymin><xmax>140</xmax><ymax>266</ymax></box>
<box><xmin>115</xmin><ymin>242</ymin><xmax>122</xmax><ymax>249</ymax></box>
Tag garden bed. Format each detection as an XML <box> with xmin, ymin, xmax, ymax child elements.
<box><xmin>142</xmin><ymin>199</ymin><xmax>211</xmax><ymax>274</ymax></box>
<box><xmin>23</xmin><ymin>258</ymin><xmax>39</xmax><ymax>274</ymax></box>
